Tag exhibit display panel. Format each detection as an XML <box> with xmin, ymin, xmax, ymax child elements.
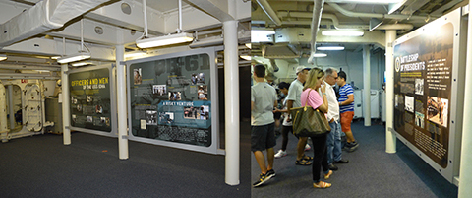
<box><xmin>68</xmin><ymin>64</ymin><xmax>117</xmax><ymax>137</ymax></box>
<box><xmin>126</xmin><ymin>47</ymin><xmax>220</xmax><ymax>155</ymax></box>
<box><xmin>393</xmin><ymin>8</ymin><xmax>465</xmax><ymax>183</ymax></box>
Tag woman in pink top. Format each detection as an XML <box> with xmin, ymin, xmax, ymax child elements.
<box><xmin>300</xmin><ymin>68</ymin><xmax>331</xmax><ymax>188</ymax></box>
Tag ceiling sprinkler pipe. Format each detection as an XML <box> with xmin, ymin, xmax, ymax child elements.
<box><xmin>256</xmin><ymin>0</ymin><xmax>282</xmax><ymax>26</ymax></box>
<box><xmin>309</xmin><ymin>0</ymin><xmax>324</xmax><ymax>64</ymax></box>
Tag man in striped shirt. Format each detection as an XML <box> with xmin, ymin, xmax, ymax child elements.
<box><xmin>337</xmin><ymin>71</ymin><xmax>359</xmax><ymax>152</ymax></box>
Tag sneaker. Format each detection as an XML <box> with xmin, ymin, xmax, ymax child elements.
<box><xmin>305</xmin><ymin>144</ymin><xmax>311</xmax><ymax>151</ymax></box>
<box><xmin>266</xmin><ymin>169</ymin><xmax>276</xmax><ymax>179</ymax></box>
<box><xmin>328</xmin><ymin>163</ymin><xmax>338</xmax><ymax>171</ymax></box>
<box><xmin>323</xmin><ymin>170</ymin><xmax>333</xmax><ymax>179</ymax></box>
<box><xmin>347</xmin><ymin>142</ymin><xmax>359</xmax><ymax>153</ymax></box>
<box><xmin>274</xmin><ymin>150</ymin><xmax>287</xmax><ymax>159</ymax></box>
<box><xmin>253</xmin><ymin>173</ymin><xmax>267</xmax><ymax>187</ymax></box>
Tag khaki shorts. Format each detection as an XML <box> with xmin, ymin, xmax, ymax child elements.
<box><xmin>340</xmin><ymin>111</ymin><xmax>354</xmax><ymax>132</ymax></box>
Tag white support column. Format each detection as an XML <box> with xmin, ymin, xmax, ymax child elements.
<box><xmin>363</xmin><ymin>45</ymin><xmax>371</xmax><ymax>126</ymax></box>
<box><xmin>385</xmin><ymin>30</ymin><xmax>396</xmax><ymax>153</ymax></box>
<box><xmin>116</xmin><ymin>44</ymin><xmax>129</xmax><ymax>160</ymax></box>
<box><xmin>458</xmin><ymin>8</ymin><xmax>472</xmax><ymax>198</ymax></box>
<box><xmin>61</xmin><ymin>64</ymin><xmax>71</xmax><ymax>145</ymax></box>
<box><xmin>7</xmin><ymin>85</ymin><xmax>15</xmax><ymax>130</ymax></box>
<box><xmin>223</xmin><ymin>20</ymin><xmax>240</xmax><ymax>186</ymax></box>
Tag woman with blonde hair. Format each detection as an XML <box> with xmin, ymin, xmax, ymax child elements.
<box><xmin>300</xmin><ymin>67</ymin><xmax>332</xmax><ymax>188</ymax></box>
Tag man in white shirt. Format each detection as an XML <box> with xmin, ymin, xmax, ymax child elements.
<box><xmin>251</xmin><ymin>64</ymin><xmax>278</xmax><ymax>187</ymax></box>
<box><xmin>322</xmin><ymin>68</ymin><xmax>349</xmax><ymax>171</ymax></box>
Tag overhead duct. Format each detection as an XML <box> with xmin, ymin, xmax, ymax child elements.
<box><xmin>327</xmin><ymin>2</ymin><xmax>434</xmax><ymax>22</ymax></box>
<box><xmin>0</xmin><ymin>0</ymin><xmax>113</xmax><ymax>47</ymax></box>
<box><xmin>308</xmin><ymin>0</ymin><xmax>324</xmax><ymax>64</ymax></box>
<box><xmin>277</xmin><ymin>11</ymin><xmax>414</xmax><ymax>31</ymax></box>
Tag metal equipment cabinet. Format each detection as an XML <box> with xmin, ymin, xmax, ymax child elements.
<box><xmin>45</xmin><ymin>97</ymin><xmax>63</xmax><ymax>134</ymax></box>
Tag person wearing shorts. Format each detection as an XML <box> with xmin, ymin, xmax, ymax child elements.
<box><xmin>251</xmin><ymin>64</ymin><xmax>277</xmax><ymax>187</ymax></box>
<box><xmin>337</xmin><ymin>71</ymin><xmax>359</xmax><ymax>152</ymax></box>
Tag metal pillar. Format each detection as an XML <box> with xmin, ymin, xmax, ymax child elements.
<box><xmin>223</xmin><ymin>20</ymin><xmax>240</xmax><ymax>186</ymax></box>
<box><xmin>116</xmin><ymin>44</ymin><xmax>129</xmax><ymax>160</ymax></box>
<box><xmin>363</xmin><ymin>45</ymin><xmax>371</xmax><ymax>126</ymax></box>
<box><xmin>7</xmin><ymin>85</ymin><xmax>14</xmax><ymax>130</ymax></box>
<box><xmin>61</xmin><ymin>64</ymin><xmax>71</xmax><ymax>145</ymax></box>
<box><xmin>458</xmin><ymin>8</ymin><xmax>472</xmax><ymax>197</ymax></box>
<box><xmin>385</xmin><ymin>30</ymin><xmax>396</xmax><ymax>153</ymax></box>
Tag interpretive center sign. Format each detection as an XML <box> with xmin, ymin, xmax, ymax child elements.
<box><xmin>128</xmin><ymin>51</ymin><xmax>214</xmax><ymax>147</ymax></box>
<box><xmin>69</xmin><ymin>67</ymin><xmax>112</xmax><ymax>132</ymax></box>
<box><xmin>393</xmin><ymin>22</ymin><xmax>455</xmax><ymax>168</ymax></box>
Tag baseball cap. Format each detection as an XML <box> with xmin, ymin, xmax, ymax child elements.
<box><xmin>296</xmin><ymin>66</ymin><xmax>311</xmax><ymax>74</ymax></box>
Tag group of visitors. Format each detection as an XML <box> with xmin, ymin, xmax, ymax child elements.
<box><xmin>251</xmin><ymin>64</ymin><xmax>359</xmax><ymax>188</ymax></box>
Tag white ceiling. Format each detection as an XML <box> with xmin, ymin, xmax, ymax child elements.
<box><xmin>251</xmin><ymin>0</ymin><xmax>468</xmax><ymax>58</ymax></box>
<box><xmin>0</xmin><ymin>0</ymin><xmax>251</xmax><ymax>67</ymax></box>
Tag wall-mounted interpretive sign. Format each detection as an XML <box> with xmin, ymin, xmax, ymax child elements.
<box><xmin>69</xmin><ymin>67</ymin><xmax>113</xmax><ymax>132</ymax></box>
<box><xmin>126</xmin><ymin>48</ymin><xmax>219</xmax><ymax>154</ymax></box>
<box><xmin>392</xmin><ymin>8</ymin><xmax>465</xmax><ymax>183</ymax></box>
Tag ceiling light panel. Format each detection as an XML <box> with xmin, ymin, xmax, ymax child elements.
<box><xmin>322</xmin><ymin>30</ymin><xmax>364</xmax><ymax>36</ymax></box>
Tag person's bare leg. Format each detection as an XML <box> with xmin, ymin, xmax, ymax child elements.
<box><xmin>344</xmin><ymin>130</ymin><xmax>356</xmax><ymax>143</ymax></box>
<box><xmin>296</xmin><ymin>137</ymin><xmax>308</xmax><ymax>161</ymax></box>
<box><xmin>254</xmin><ymin>151</ymin><xmax>267</xmax><ymax>174</ymax></box>
<box><xmin>266</xmin><ymin>148</ymin><xmax>274</xmax><ymax>170</ymax></box>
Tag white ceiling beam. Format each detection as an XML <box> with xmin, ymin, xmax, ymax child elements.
<box><xmin>1</xmin><ymin>37</ymin><xmax>115</xmax><ymax>61</ymax></box>
<box><xmin>85</xmin><ymin>0</ymin><xmax>166</xmax><ymax>35</ymax></box>
<box><xmin>317</xmin><ymin>30</ymin><xmax>386</xmax><ymax>48</ymax></box>
<box><xmin>187</xmin><ymin>0</ymin><xmax>233</xmax><ymax>22</ymax></box>
<box><xmin>45</xmin><ymin>19</ymin><xmax>142</xmax><ymax>46</ymax></box>
<box><xmin>165</xmin><ymin>1</ymin><xmax>250</xmax><ymax>33</ymax></box>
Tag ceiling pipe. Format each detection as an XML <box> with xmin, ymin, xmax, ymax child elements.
<box><xmin>256</xmin><ymin>0</ymin><xmax>282</xmax><ymax>26</ymax></box>
<box><xmin>308</xmin><ymin>0</ymin><xmax>325</xmax><ymax>64</ymax></box>
<box><xmin>327</xmin><ymin>2</ymin><xmax>434</xmax><ymax>22</ymax></box>
<box><xmin>278</xmin><ymin>11</ymin><xmax>414</xmax><ymax>31</ymax></box>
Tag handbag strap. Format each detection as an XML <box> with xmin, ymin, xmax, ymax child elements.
<box><xmin>304</xmin><ymin>89</ymin><xmax>313</xmax><ymax>107</ymax></box>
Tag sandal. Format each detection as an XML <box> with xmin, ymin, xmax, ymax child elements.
<box><xmin>313</xmin><ymin>181</ymin><xmax>331</xmax><ymax>189</ymax></box>
<box><xmin>324</xmin><ymin>170</ymin><xmax>333</xmax><ymax>179</ymax></box>
<box><xmin>303</xmin><ymin>155</ymin><xmax>313</xmax><ymax>161</ymax></box>
<box><xmin>295</xmin><ymin>159</ymin><xmax>312</xmax><ymax>165</ymax></box>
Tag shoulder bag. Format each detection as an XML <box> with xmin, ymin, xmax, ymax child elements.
<box><xmin>289</xmin><ymin>90</ymin><xmax>331</xmax><ymax>137</ymax></box>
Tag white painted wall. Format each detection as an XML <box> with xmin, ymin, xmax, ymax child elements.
<box><xmin>298</xmin><ymin>50</ymin><xmax>385</xmax><ymax>90</ymax></box>
<box><xmin>254</xmin><ymin>49</ymin><xmax>386</xmax><ymax>91</ymax></box>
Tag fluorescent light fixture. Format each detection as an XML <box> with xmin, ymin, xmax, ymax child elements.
<box><xmin>317</xmin><ymin>46</ymin><xmax>345</xmax><ymax>51</ymax></box>
<box><xmin>136</xmin><ymin>32</ymin><xmax>194</xmax><ymax>48</ymax></box>
<box><xmin>189</xmin><ymin>37</ymin><xmax>223</xmax><ymax>48</ymax></box>
<box><xmin>51</xmin><ymin>56</ymin><xmax>61</xmax><ymax>60</ymax></box>
<box><xmin>57</xmin><ymin>51</ymin><xmax>91</xmax><ymax>64</ymax></box>
<box><xmin>35</xmin><ymin>70</ymin><xmax>51</xmax><ymax>72</ymax></box>
<box><xmin>312</xmin><ymin>53</ymin><xmax>327</xmax><ymax>57</ymax></box>
<box><xmin>240</xmin><ymin>55</ymin><xmax>251</xmax><ymax>61</ymax></box>
<box><xmin>328</xmin><ymin>0</ymin><xmax>402</xmax><ymax>3</ymax></box>
<box><xmin>322</xmin><ymin>30</ymin><xmax>364</xmax><ymax>36</ymax></box>
<box><xmin>0</xmin><ymin>54</ymin><xmax>7</xmax><ymax>61</ymax></box>
<box><xmin>245</xmin><ymin>43</ymin><xmax>252</xmax><ymax>49</ymax></box>
<box><xmin>124</xmin><ymin>51</ymin><xmax>147</xmax><ymax>58</ymax></box>
<box><xmin>71</xmin><ymin>62</ymin><xmax>92</xmax><ymax>67</ymax></box>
